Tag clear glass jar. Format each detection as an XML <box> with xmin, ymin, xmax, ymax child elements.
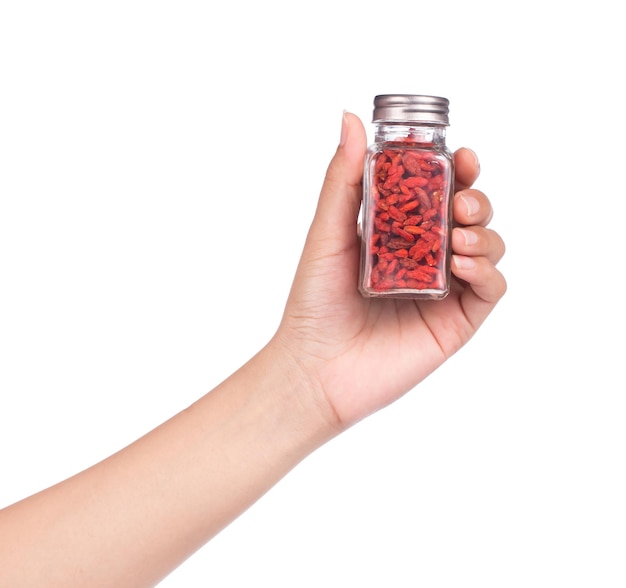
<box><xmin>359</xmin><ymin>94</ymin><xmax>454</xmax><ymax>299</ymax></box>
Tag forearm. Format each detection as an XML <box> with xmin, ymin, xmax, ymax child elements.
<box><xmin>0</xmin><ymin>341</ymin><xmax>334</xmax><ymax>587</ymax></box>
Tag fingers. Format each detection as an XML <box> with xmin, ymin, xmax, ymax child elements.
<box><xmin>453</xmin><ymin>147</ymin><xmax>480</xmax><ymax>191</ymax></box>
<box><xmin>307</xmin><ymin>112</ymin><xmax>367</xmax><ymax>248</ymax></box>
<box><xmin>319</xmin><ymin>111</ymin><xmax>367</xmax><ymax>224</ymax></box>
<box><xmin>450</xmin><ymin>153</ymin><xmax>506</xmax><ymax>315</ymax></box>
<box><xmin>453</xmin><ymin>188</ymin><xmax>493</xmax><ymax>227</ymax></box>
<box><xmin>452</xmin><ymin>188</ymin><xmax>504</xmax><ymax>266</ymax></box>
<box><xmin>334</xmin><ymin>111</ymin><xmax>367</xmax><ymax>188</ymax></box>
<box><xmin>451</xmin><ymin>253</ymin><xmax>507</xmax><ymax>307</ymax></box>
<box><xmin>450</xmin><ymin>219</ymin><xmax>506</xmax><ymax>306</ymax></box>
<box><xmin>452</xmin><ymin>226</ymin><xmax>506</xmax><ymax>266</ymax></box>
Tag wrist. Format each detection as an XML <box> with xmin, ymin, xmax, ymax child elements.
<box><xmin>257</xmin><ymin>337</ymin><xmax>342</xmax><ymax>447</ymax></box>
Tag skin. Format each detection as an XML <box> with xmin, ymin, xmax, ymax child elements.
<box><xmin>0</xmin><ymin>112</ymin><xmax>506</xmax><ymax>587</ymax></box>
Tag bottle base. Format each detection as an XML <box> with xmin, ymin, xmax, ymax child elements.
<box><xmin>358</xmin><ymin>287</ymin><xmax>450</xmax><ymax>300</ymax></box>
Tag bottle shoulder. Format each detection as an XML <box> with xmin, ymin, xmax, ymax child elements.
<box><xmin>366</xmin><ymin>141</ymin><xmax>454</xmax><ymax>161</ymax></box>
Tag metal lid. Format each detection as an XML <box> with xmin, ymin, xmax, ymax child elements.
<box><xmin>372</xmin><ymin>94</ymin><xmax>449</xmax><ymax>125</ymax></box>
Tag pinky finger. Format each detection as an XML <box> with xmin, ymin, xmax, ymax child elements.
<box><xmin>451</xmin><ymin>255</ymin><xmax>507</xmax><ymax>326</ymax></box>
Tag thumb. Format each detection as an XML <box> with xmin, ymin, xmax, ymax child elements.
<box><xmin>307</xmin><ymin>112</ymin><xmax>367</xmax><ymax>250</ymax></box>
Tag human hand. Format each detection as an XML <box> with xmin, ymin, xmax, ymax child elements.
<box><xmin>0</xmin><ymin>112</ymin><xmax>504</xmax><ymax>587</ymax></box>
<box><xmin>272</xmin><ymin>112</ymin><xmax>506</xmax><ymax>431</ymax></box>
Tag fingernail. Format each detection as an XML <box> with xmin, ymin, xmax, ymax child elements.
<box><xmin>453</xmin><ymin>254</ymin><xmax>475</xmax><ymax>270</ymax></box>
<box><xmin>457</xmin><ymin>228</ymin><xmax>478</xmax><ymax>246</ymax></box>
<box><xmin>340</xmin><ymin>110</ymin><xmax>349</xmax><ymax>146</ymax></box>
<box><xmin>460</xmin><ymin>194</ymin><xmax>480</xmax><ymax>216</ymax></box>
<box><xmin>464</xmin><ymin>148</ymin><xmax>480</xmax><ymax>173</ymax></box>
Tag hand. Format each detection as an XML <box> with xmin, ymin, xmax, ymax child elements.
<box><xmin>272</xmin><ymin>112</ymin><xmax>507</xmax><ymax>430</ymax></box>
<box><xmin>0</xmin><ymin>112</ymin><xmax>506</xmax><ymax>587</ymax></box>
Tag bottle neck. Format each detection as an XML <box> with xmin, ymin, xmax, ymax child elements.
<box><xmin>374</xmin><ymin>123</ymin><xmax>447</xmax><ymax>146</ymax></box>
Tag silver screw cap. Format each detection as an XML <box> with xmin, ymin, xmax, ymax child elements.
<box><xmin>373</xmin><ymin>94</ymin><xmax>449</xmax><ymax>125</ymax></box>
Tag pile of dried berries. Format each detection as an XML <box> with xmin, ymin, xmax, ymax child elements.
<box><xmin>363</xmin><ymin>146</ymin><xmax>452</xmax><ymax>294</ymax></box>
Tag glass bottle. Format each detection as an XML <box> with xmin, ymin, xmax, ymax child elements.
<box><xmin>359</xmin><ymin>94</ymin><xmax>454</xmax><ymax>299</ymax></box>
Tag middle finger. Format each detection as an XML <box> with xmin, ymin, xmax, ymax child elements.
<box><xmin>451</xmin><ymin>225</ymin><xmax>506</xmax><ymax>265</ymax></box>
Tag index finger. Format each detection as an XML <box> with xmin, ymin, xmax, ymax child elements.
<box><xmin>453</xmin><ymin>147</ymin><xmax>480</xmax><ymax>191</ymax></box>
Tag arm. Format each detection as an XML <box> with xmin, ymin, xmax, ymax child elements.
<box><xmin>0</xmin><ymin>345</ymin><xmax>334</xmax><ymax>587</ymax></box>
<box><xmin>0</xmin><ymin>112</ymin><xmax>506</xmax><ymax>587</ymax></box>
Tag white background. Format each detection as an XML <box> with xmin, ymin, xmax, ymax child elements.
<box><xmin>1</xmin><ymin>1</ymin><xmax>624</xmax><ymax>586</ymax></box>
